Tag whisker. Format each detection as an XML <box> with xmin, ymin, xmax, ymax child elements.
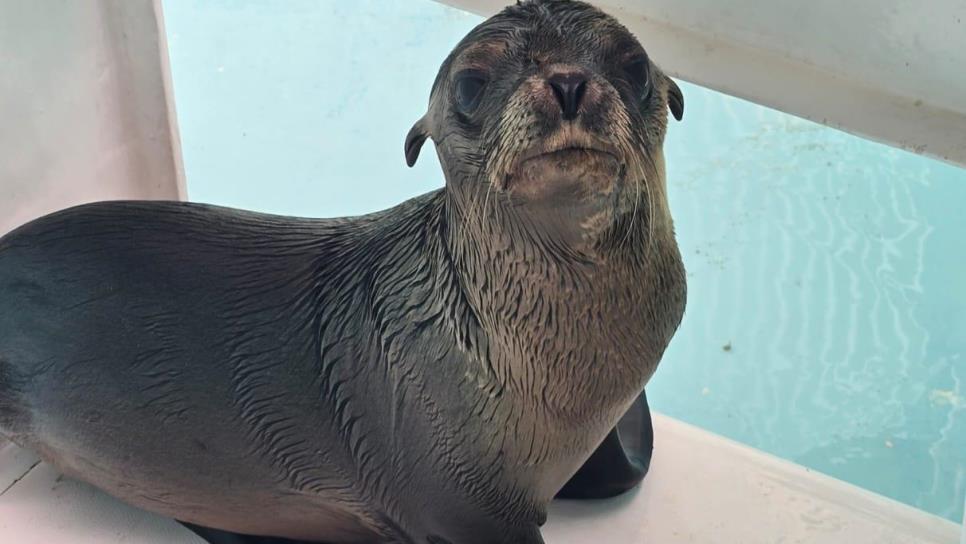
<box><xmin>637</xmin><ymin>145</ymin><xmax>659</xmax><ymax>258</ymax></box>
<box><xmin>619</xmin><ymin>159</ymin><xmax>640</xmax><ymax>250</ymax></box>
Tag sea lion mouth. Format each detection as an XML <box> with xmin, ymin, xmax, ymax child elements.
<box><xmin>505</xmin><ymin>143</ymin><xmax>623</xmax><ymax>202</ymax></box>
<box><xmin>512</xmin><ymin>128</ymin><xmax>620</xmax><ymax>171</ymax></box>
<box><xmin>518</xmin><ymin>146</ymin><xmax>619</xmax><ymax>166</ymax></box>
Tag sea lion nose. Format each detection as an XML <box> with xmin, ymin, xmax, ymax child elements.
<box><xmin>547</xmin><ymin>73</ymin><xmax>588</xmax><ymax>121</ymax></box>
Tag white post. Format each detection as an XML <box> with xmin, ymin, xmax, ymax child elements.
<box><xmin>0</xmin><ymin>0</ymin><xmax>185</xmax><ymax>237</ymax></box>
<box><xmin>960</xmin><ymin>495</ymin><xmax>965</xmax><ymax>544</ymax></box>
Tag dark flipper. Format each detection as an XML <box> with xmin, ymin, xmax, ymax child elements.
<box><xmin>179</xmin><ymin>522</ymin><xmax>325</xmax><ymax>544</ymax></box>
<box><xmin>554</xmin><ymin>389</ymin><xmax>653</xmax><ymax>500</ymax></box>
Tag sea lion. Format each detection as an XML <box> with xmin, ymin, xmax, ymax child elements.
<box><xmin>0</xmin><ymin>1</ymin><xmax>686</xmax><ymax>543</ymax></box>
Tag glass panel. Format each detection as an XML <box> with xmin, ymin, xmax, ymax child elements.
<box><xmin>163</xmin><ymin>0</ymin><xmax>966</xmax><ymax>522</ymax></box>
<box><xmin>657</xmin><ymin>87</ymin><xmax>966</xmax><ymax>522</ymax></box>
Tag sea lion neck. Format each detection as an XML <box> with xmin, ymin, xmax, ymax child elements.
<box><xmin>436</xmin><ymin>188</ymin><xmax>677</xmax><ymax>391</ymax></box>
<box><xmin>440</xmin><ymin>182</ymin><xmax>656</xmax><ymax>281</ymax></box>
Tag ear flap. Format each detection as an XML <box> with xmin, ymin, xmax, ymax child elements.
<box><xmin>666</xmin><ymin>77</ymin><xmax>684</xmax><ymax>121</ymax></box>
<box><xmin>404</xmin><ymin>117</ymin><xmax>430</xmax><ymax>167</ymax></box>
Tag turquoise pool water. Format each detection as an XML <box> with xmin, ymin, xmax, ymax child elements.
<box><xmin>163</xmin><ymin>0</ymin><xmax>966</xmax><ymax>523</ymax></box>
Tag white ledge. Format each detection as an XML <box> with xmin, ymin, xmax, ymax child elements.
<box><xmin>1</xmin><ymin>415</ymin><xmax>958</xmax><ymax>543</ymax></box>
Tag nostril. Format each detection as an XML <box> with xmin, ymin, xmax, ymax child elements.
<box><xmin>574</xmin><ymin>80</ymin><xmax>587</xmax><ymax>111</ymax></box>
<box><xmin>549</xmin><ymin>81</ymin><xmax>567</xmax><ymax>114</ymax></box>
<box><xmin>548</xmin><ymin>73</ymin><xmax>589</xmax><ymax>121</ymax></box>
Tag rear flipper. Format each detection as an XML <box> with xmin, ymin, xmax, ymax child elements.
<box><xmin>178</xmin><ymin>522</ymin><xmax>326</xmax><ymax>544</ymax></box>
<box><xmin>554</xmin><ymin>389</ymin><xmax>653</xmax><ymax>500</ymax></box>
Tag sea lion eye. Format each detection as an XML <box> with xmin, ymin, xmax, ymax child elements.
<box><xmin>623</xmin><ymin>57</ymin><xmax>652</xmax><ymax>101</ymax></box>
<box><xmin>454</xmin><ymin>70</ymin><xmax>488</xmax><ymax>114</ymax></box>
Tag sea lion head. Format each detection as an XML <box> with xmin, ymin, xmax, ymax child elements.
<box><xmin>406</xmin><ymin>0</ymin><xmax>684</xmax><ymax>251</ymax></box>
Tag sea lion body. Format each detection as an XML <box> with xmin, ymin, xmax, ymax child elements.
<box><xmin>0</xmin><ymin>195</ymin><xmax>682</xmax><ymax>543</ymax></box>
<box><xmin>0</xmin><ymin>1</ymin><xmax>686</xmax><ymax>543</ymax></box>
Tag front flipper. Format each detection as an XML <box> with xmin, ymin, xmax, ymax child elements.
<box><xmin>179</xmin><ymin>522</ymin><xmax>324</xmax><ymax>544</ymax></box>
<box><xmin>554</xmin><ymin>390</ymin><xmax>653</xmax><ymax>500</ymax></box>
